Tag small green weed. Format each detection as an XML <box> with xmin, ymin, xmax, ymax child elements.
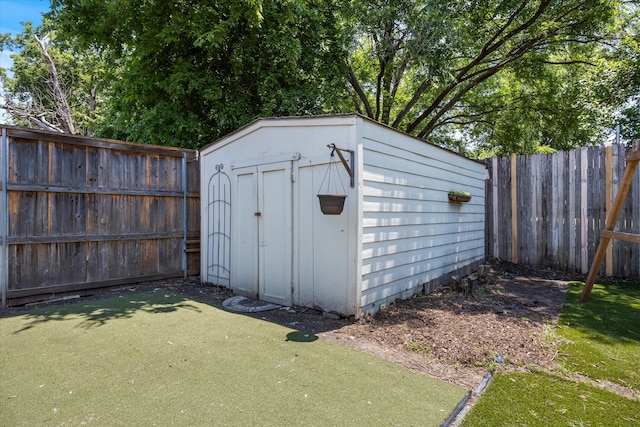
<box><xmin>403</xmin><ymin>334</ymin><xmax>432</xmax><ymax>355</ymax></box>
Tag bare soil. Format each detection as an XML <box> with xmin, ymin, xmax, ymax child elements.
<box><xmin>3</xmin><ymin>258</ymin><xmax>572</xmax><ymax>394</ymax></box>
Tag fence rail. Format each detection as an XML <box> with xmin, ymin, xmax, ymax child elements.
<box><xmin>486</xmin><ymin>143</ymin><xmax>639</xmax><ymax>277</ymax></box>
<box><xmin>0</xmin><ymin>126</ymin><xmax>200</xmax><ymax>305</ymax></box>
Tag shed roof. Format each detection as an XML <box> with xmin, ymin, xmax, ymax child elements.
<box><xmin>200</xmin><ymin>113</ymin><xmax>483</xmax><ymax>165</ymax></box>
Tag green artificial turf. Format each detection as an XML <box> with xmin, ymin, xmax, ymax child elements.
<box><xmin>0</xmin><ymin>291</ymin><xmax>466</xmax><ymax>426</ymax></box>
<box><xmin>557</xmin><ymin>281</ymin><xmax>640</xmax><ymax>390</ymax></box>
<box><xmin>460</xmin><ymin>371</ymin><xmax>639</xmax><ymax>427</ymax></box>
<box><xmin>461</xmin><ymin>279</ymin><xmax>640</xmax><ymax>427</ymax></box>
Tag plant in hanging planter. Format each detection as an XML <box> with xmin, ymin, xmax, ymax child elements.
<box><xmin>448</xmin><ymin>190</ymin><xmax>472</xmax><ymax>202</ymax></box>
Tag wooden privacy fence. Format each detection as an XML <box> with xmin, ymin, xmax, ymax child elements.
<box><xmin>486</xmin><ymin>143</ymin><xmax>639</xmax><ymax>277</ymax></box>
<box><xmin>0</xmin><ymin>126</ymin><xmax>200</xmax><ymax>305</ymax></box>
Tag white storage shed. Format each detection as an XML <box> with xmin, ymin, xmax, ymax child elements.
<box><xmin>200</xmin><ymin>114</ymin><xmax>486</xmax><ymax>318</ymax></box>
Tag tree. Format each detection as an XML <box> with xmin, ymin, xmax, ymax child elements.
<box><xmin>340</xmin><ymin>0</ymin><xmax>628</xmax><ymax>153</ymax></box>
<box><xmin>610</xmin><ymin>6</ymin><xmax>640</xmax><ymax>143</ymax></box>
<box><xmin>0</xmin><ymin>21</ymin><xmax>106</xmax><ymax>135</ymax></box>
<box><xmin>38</xmin><ymin>0</ymin><xmax>638</xmax><ymax>153</ymax></box>
<box><xmin>50</xmin><ymin>0</ymin><xmax>347</xmax><ymax>147</ymax></box>
<box><xmin>440</xmin><ymin>53</ymin><xmax>624</xmax><ymax>156</ymax></box>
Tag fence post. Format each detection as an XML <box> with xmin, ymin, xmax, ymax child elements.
<box><xmin>0</xmin><ymin>128</ymin><xmax>8</xmax><ymax>307</ymax></box>
<box><xmin>492</xmin><ymin>156</ymin><xmax>499</xmax><ymax>258</ymax></box>
<box><xmin>182</xmin><ymin>152</ymin><xmax>188</xmax><ymax>278</ymax></box>
<box><xmin>580</xmin><ymin>148</ymin><xmax>589</xmax><ymax>273</ymax></box>
<box><xmin>605</xmin><ymin>146</ymin><xmax>613</xmax><ymax>276</ymax></box>
<box><xmin>568</xmin><ymin>150</ymin><xmax>576</xmax><ymax>271</ymax></box>
<box><xmin>510</xmin><ymin>153</ymin><xmax>518</xmax><ymax>263</ymax></box>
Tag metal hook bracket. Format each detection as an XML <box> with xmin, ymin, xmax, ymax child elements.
<box><xmin>327</xmin><ymin>143</ymin><xmax>355</xmax><ymax>188</ymax></box>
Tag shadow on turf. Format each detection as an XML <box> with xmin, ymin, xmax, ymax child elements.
<box><xmin>286</xmin><ymin>331</ymin><xmax>319</xmax><ymax>342</ymax></box>
<box><xmin>10</xmin><ymin>291</ymin><xmax>201</xmax><ymax>333</ymax></box>
<box><xmin>6</xmin><ymin>290</ymin><xmax>331</xmax><ymax>347</ymax></box>
<box><xmin>561</xmin><ymin>281</ymin><xmax>640</xmax><ymax>345</ymax></box>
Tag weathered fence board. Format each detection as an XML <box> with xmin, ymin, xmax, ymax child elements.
<box><xmin>487</xmin><ymin>144</ymin><xmax>639</xmax><ymax>278</ymax></box>
<box><xmin>0</xmin><ymin>126</ymin><xmax>200</xmax><ymax>305</ymax></box>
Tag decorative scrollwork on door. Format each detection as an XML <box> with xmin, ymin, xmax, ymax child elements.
<box><xmin>207</xmin><ymin>164</ymin><xmax>231</xmax><ymax>287</ymax></box>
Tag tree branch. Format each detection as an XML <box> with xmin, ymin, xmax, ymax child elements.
<box><xmin>1</xmin><ymin>102</ymin><xmax>65</xmax><ymax>133</ymax></box>
<box><xmin>404</xmin><ymin>1</ymin><xmax>555</xmax><ymax>134</ymax></box>
<box><xmin>417</xmin><ymin>69</ymin><xmax>497</xmax><ymax>138</ymax></box>
<box><xmin>34</xmin><ymin>33</ymin><xmax>75</xmax><ymax>134</ymax></box>
<box><xmin>346</xmin><ymin>62</ymin><xmax>373</xmax><ymax>118</ymax></box>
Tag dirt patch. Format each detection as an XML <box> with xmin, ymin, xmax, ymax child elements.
<box><xmin>2</xmin><ymin>259</ymin><xmax>571</xmax><ymax>394</ymax></box>
<box><xmin>318</xmin><ymin>260</ymin><xmax>570</xmax><ymax>390</ymax></box>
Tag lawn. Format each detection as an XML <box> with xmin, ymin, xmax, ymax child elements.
<box><xmin>461</xmin><ymin>280</ymin><xmax>640</xmax><ymax>427</ymax></box>
<box><xmin>0</xmin><ymin>291</ymin><xmax>466</xmax><ymax>426</ymax></box>
<box><xmin>556</xmin><ymin>281</ymin><xmax>640</xmax><ymax>390</ymax></box>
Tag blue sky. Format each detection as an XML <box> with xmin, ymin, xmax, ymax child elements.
<box><xmin>0</xmin><ymin>0</ymin><xmax>49</xmax><ymax>35</ymax></box>
<box><xmin>0</xmin><ymin>0</ymin><xmax>51</xmax><ymax>70</ymax></box>
<box><xmin>0</xmin><ymin>0</ymin><xmax>51</xmax><ymax>122</ymax></box>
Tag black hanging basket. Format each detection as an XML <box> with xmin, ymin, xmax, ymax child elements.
<box><xmin>317</xmin><ymin>144</ymin><xmax>350</xmax><ymax>215</ymax></box>
<box><xmin>317</xmin><ymin>194</ymin><xmax>346</xmax><ymax>215</ymax></box>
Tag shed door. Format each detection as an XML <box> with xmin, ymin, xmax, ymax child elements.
<box><xmin>233</xmin><ymin>161</ymin><xmax>293</xmax><ymax>306</ymax></box>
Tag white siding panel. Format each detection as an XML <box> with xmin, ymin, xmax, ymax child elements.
<box><xmin>360</xmin><ymin>120</ymin><xmax>485</xmax><ymax>312</ymax></box>
<box><xmin>361</xmin><ymin>164</ymin><xmax>485</xmax><ymax>213</ymax></box>
<box><xmin>362</xmin><ymin>239</ymin><xmax>484</xmax><ymax>280</ymax></box>
<box><xmin>362</xmin><ymin>229</ymin><xmax>485</xmax><ymax>260</ymax></box>
<box><xmin>362</xmin><ymin>223</ymin><xmax>483</xmax><ymax>245</ymax></box>
<box><xmin>360</xmin><ymin>247</ymin><xmax>484</xmax><ymax>304</ymax></box>
<box><xmin>363</xmin><ymin>198</ymin><xmax>484</xmax><ymax>215</ymax></box>
<box><xmin>361</xmin><ymin>124</ymin><xmax>484</xmax><ymax>175</ymax></box>
<box><xmin>362</xmin><ymin>212</ymin><xmax>484</xmax><ymax>227</ymax></box>
<box><xmin>364</xmin><ymin>149</ymin><xmax>484</xmax><ymax>192</ymax></box>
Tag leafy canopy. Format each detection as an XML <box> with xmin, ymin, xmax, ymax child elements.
<box><xmin>0</xmin><ymin>19</ymin><xmax>107</xmax><ymax>135</ymax></box>
<box><xmin>340</xmin><ymin>0</ymin><xmax>633</xmax><ymax>155</ymax></box>
<box><xmin>49</xmin><ymin>0</ymin><xmax>347</xmax><ymax>148</ymax></box>
<box><xmin>2</xmin><ymin>0</ymin><xmax>636</xmax><ymax>154</ymax></box>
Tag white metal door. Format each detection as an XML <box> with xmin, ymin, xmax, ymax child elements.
<box><xmin>232</xmin><ymin>161</ymin><xmax>293</xmax><ymax>306</ymax></box>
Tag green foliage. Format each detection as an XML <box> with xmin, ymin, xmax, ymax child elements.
<box><xmin>6</xmin><ymin>0</ymin><xmax>636</xmax><ymax>152</ymax></box>
<box><xmin>50</xmin><ymin>0</ymin><xmax>348</xmax><ymax>147</ymax></box>
<box><xmin>0</xmin><ymin>19</ymin><xmax>108</xmax><ymax>135</ymax></box>
<box><xmin>340</xmin><ymin>0</ymin><xmax>635</xmax><ymax>154</ymax></box>
<box><xmin>557</xmin><ymin>281</ymin><xmax>640</xmax><ymax>390</ymax></box>
<box><xmin>612</xmin><ymin>10</ymin><xmax>640</xmax><ymax>142</ymax></box>
<box><xmin>403</xmin><ymin>334</ymin><xmax>432</xmax><ymax>355</ymax></box>
<box><xmin>448</xmin><ymin>190</ymin><xmax>471</xmax><ymax>197</ymax></box>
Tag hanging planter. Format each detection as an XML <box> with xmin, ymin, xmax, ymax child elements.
<box><xmin>317</xmin><ymin>143</ymin><xmax>353</xmax><ymax>215</ymax></box>
<box><xmin>448</xmin><ymin>190</ymin><xmax>472</xmax><ymax>203</ymax></box>
<box><xmin>318</xmin><ymin>194</ymin><xmax>347</xmax><ymax>215</ymax></box>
